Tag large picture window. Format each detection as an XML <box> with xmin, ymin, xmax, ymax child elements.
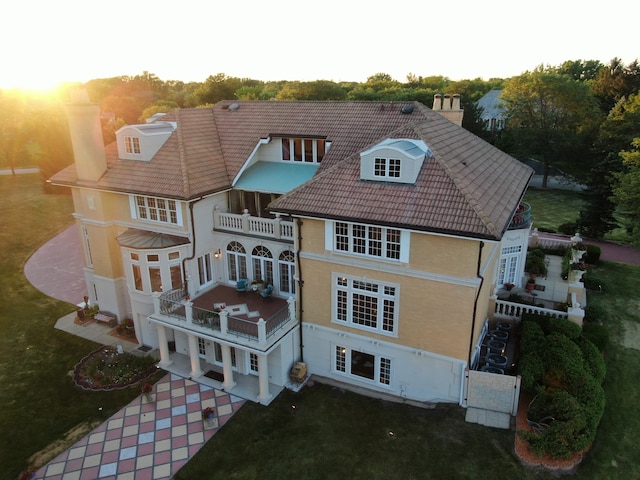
<box><xmin>334</xmin><ymin>274</ymin><xmax>398</xmax><ymax>336</ymax></box>
<box><xmin>334</xmin><ymin>221</ymin><xmax>402</xmax><ymax>260</ymax></box>
<box><xmin>281</xmin><ymin>137</ymin><xmax>326</xmax><ymax>163</ymax></box>
<box><xmin>335</xmin><ymin>345</ymin><xmax>391</xmax><ymax>386</ymax></box>
<box><xmin>126</xmin><ymin>249</ymin><xmax>183</xmax><ymax>293</ymax></box>
<box><xmin>227</xmin><ymin>241</ymin><xmax>247</xmax><ymax>282</ymax></box>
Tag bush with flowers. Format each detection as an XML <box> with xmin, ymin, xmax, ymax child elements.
<box><xmin>202</xmin><ymin>406</ymin><xmax>216</xmax><ymax>419</ymax></box>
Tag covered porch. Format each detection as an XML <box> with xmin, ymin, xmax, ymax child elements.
<box><xmin>157</xmin><ymin>351</ymin><xmax>285</xmax><ymax>406</ymax></box>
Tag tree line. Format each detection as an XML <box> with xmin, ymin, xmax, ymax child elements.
<box><xmin>1</xmin><ymin>59</ymin><xmax>639</xmax><ymax>243</ymax></box>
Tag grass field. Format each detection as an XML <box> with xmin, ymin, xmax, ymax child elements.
<box><xmin>2</xmin><ymin>174</ymin><xmax>639</xmax><ymax>479</ymax></box>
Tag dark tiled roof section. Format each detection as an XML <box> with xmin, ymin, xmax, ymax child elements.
<box><xmin>211</xmin><ymin>101</ymin><xmax>434</xmax><ymax>178</ymax></box>
<box><xmin>270</xmin><ymin>115</ymin><xmax>532</xmax><ymax>240</ymax></box>
<box><xmin>51</xmin><ymin>108</ymin><xmax>230</xmax><ymax>199</ymax></box>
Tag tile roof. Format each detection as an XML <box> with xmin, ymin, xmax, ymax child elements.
<box><xmin>50</xmin><ymin>100</ymin><xmax>532</xmax><ymax>240</ymax></box>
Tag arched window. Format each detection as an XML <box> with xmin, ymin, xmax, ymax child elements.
<box><xmin>227</xmin><ymin>241</ymin><xmax>247</xmax><ymax>281</ymax></box>
<box><xmin>279</xmin><ymin>250</ymin><xmax>296</xmax><ymax>294</ymax></box>
<box><xmin>252</xmin><ymin>246</ymin><xmax>273</xmax><ymax>285</ymax></box>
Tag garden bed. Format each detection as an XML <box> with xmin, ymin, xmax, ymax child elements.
<box><xmin>72</xmin><ymin>345</ymin><xmax>157</xmax><ymax>391</ymax></box>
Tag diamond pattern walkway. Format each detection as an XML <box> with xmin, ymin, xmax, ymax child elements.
<box><xmin>34</xmin><ymin>373</ymin><xmax>244</xmax><ymax>479</ymax></box>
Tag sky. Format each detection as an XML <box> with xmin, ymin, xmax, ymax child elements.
<box><xmin>2</xmin><ymin>0</ymin><xmax>638</xmax><ymax>91</ymax></box>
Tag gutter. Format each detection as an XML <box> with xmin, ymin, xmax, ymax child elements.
<box><xmin>468</xmin><ymin>241</ymin><xmax>485</xmax><ymax>366</ymax></box>
<box><xmin>296</xmin><ymin>218</ymin><xmax>305</xmax><ymax>362</ymax></box>
<box><xmin>182</xmin><ymin>198</ymin><xmax>204</xmax><ymax>299</ymax></box>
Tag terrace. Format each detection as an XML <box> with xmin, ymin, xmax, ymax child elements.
<box><xmin>150</xmin><ymin>285</ymin><xmax>296</xmax><ymax>352</ymax></box>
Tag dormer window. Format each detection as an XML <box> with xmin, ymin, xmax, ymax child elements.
<box><xmin>374</xmin><ymin>158</ymin><xmax>401</xmax><ymax>178</ymax></box>
<box><xmin>125</xmin><ymin>136</ymin><xmax>141</xmax><ymax>155</ymax></box>
<box><xmin>281</xmin><ymin>137</ymin><xmax>327</xmax><ymax>163</ymax></box>
<box><xmin>360</xmin><ymin>138</ymin><xmax>431</xmax><ymax>184</ymax></box>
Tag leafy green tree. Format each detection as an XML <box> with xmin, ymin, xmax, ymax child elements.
<box><xmin>614</xmin><ymin>139</ymin><xmax>640</xmax><ymax>245</ymax></box>
<box><xmin>275</xmin><ymin>80</ymin><xmax>347</xmax><ymax>100</ymax></box>
<box><xmin>578</xmin><ymin>93</ymin><xmax>640</xmax><ymax>238</ymax></box>
<box><xmin>555</xmin><ymin>59</ymin><xmax>604</xmax><ymax>82</ymax></box>
<box><xmin>0</xmin><ymin>91</ymin><xmax>29</xmax><ymax>174</ymax></box>
<box><xmin>591</xmin><ymin>58</ymin><xmax>640</xmax><ymax>113</ymax></box>
<box><xmin>499</xmin><ymin>66</ymin><xmax>602</xmax><ymax>186</ymax></box>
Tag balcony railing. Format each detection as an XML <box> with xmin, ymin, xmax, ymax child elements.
<box><xmin>214</xmin><ymin>207</ymin><xmax>294</xmax><ymax>241</ymax></box>
<box><xmin>508</xmin><ymin>202</ymin><xmax>532</xmax><ymax>230</ymax></box>
<box><xmin>152</xmin><ymin>289</ymin><xmax>297</xmax><ymax>348</ymax></box>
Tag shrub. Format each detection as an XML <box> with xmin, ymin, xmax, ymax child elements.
<box><xmin>584</xmin><ymin>304</ymin><xmax>608</xmax><ymax>323</ymax></box>
<box><xmin>582</xmin><ymin>323</ymin><xmax>609</xmax><ymax>351</ymax></box>
<box><xmin>558</xmin><ymin>222</ymin><xmax>578</xmax><ymax>235</ymax></box>
<box><xmin>540</xmin><ymin>317</ymin><xmax>582</xmax><ymax>340</ymax></box>
<box><xmin>519</xmin><ymin>352</ymin><xmax>545</xmax><ymax>392</ymax></box>
<box><xmin>582</xmin><ymin>273</ymin><xmax>605</xmax><ymax>292</ymax></box>
<box><xmin>584</xmin><ymin>244</ymin><xmax>601</xmax><ymax>265</ymax></box>
<box><xmin>574</xmin><ymin>336</ymin><xmax>606</xmax><ymax>384</ymax></box>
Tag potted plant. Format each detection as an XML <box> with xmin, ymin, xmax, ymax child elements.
<box><xmin>526</xmin><ymin>277</ymin><xmax>536</xmax><ymax>293</ymax></box>
<box><xmin>251</xmin><ymin>278</ymin><xmax>265</xmax><ymax>292</ymax></box>
<box><xmin>202</xmin><ymin>406</ymin><xmax>217</xmax><ymax>428</ymax></box>
<box><xmin>504</xmin><ymin>283</ymin><xmax>515</xmax><ymax>291</ymax></box>
<box><xmin>141</xmin><ymin>382</ymin><xmax>154</xmax><ymax>402</ymax></box>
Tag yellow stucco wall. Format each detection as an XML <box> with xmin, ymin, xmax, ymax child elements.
<box><xmin>299</xmin><ymin>218</ymin><xmax>497</xmax><ymax>361</ymax></box>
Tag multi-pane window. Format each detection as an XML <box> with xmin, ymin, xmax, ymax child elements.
<box><xmin>249</xmin><ymin>353</ymin><xmax>259</xmax><ymax>374</ymax></box>
<box><xmin>334</xmin><ymin>275</ymin><xmax>398</xmax><ymax>335</ymax></box>
<box><xmin>335</xmin><ymin>222</ymin><xmax>402</xmax><ymax>260</ymax></box>
<box><xmin>125</xmin><ymin>136</ymin><xmax>140</xmax><ymax>154</ymax></box>
<box><xmin>252</xmin><ymin>246</ymin><xmax>273</xmax><ymax>285</ymax></box>
<box><xmin>498</xmin><ymin>245</ymin><xmax>522</xmax><ymax>286</ymax></box>
<box><xmin>197</xmin><ymin>337</ymin><xmax>206</xmax><ymax>357</ymax></box>
<box><xmin>335</xmin><ymin>345</ymin><xmax>392</xmax><ymax>386</ymax></box>
<box><xmin>374</xmin><ymin>157</ymin><xmax>401</xmax><ymax>178</ymax></box>
<box><xmin>127</xmin><ymin>249</ymin><xmax>183</xmax><ymax>293</ymax></box>
<box><xmin>227</xmin><ymin>242</ymin><xmax>247</xmax><ymax>282</ymax></box>
<box><xmin>281</xmin><ymin>137</ymin><xmax>326</xmax><ymax>163</ymax></box>
<box><xmin>133</xmin><ymin>195</ymin><xmax>180</xmax><ymax>225</ymax></box>
<box><xmin>214</xmin><ymin>343</ymin><xmax>237</xmax><ymax>368</ymax></box>
<box><xmin>197</xmin><ymin>253</ymin><xmax>213</xmax><ymax>287</ymax></box>
<box><xmin>279</xmin><ymin>250</ymin><xmax>296</xmax><ymax>294</ymax></box>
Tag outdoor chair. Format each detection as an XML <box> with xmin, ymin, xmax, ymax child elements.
<box><xmin>236</xmin><ymin>278</ymin><xmax>249</xmax><ymax>292</ymax></box>
<box><xmin>260</xmin><ymin>284</ymin><xmax>273</xmax><ymax>299</ymax></box>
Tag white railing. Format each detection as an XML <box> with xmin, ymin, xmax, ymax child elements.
<box><xmin>214</xmin><ymin>207</ymin><xmax>294</xmax><ymax>241</ymax></box>
<box><xmin>494</xmin><ymin>299</ymin><xmax>568</xmax><ymax>320</ymax></box>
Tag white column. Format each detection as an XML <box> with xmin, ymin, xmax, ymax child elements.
<box><xmin>156</xmin><ymin>324</ymin><xmax>172</xmax><ymax>367</ymax></box>
<box><xmin>221</xmin><ymin>344</ymin><xmax>236</xmax><ymax>390</ymax></box>
<box><xmin>257</xmin><ymin>354</ymin><xmax>272</xmax><ymax>404</ymax></box>
<box><xmin>187</xmin><ymin>334</ymin><xmax>203</xmax><ymax>379</ymax></box>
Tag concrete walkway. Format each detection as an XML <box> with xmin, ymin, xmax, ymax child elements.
<box><xmin>536</xmin><ymin>231</ymin><xmax>640</xmax><ymax>265</ymax></box>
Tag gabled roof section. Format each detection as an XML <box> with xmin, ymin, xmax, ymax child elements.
<box><xmin>270</xmin><ymin>113</ymin><xmax>533</xmax><ymax>240</ymax></box>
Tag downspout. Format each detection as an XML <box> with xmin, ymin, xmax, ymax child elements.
<box><xmin>182</xmin><ymin>198</ymin><xmax>203</xmax><ymax>299</ymax></box>
<box><xmin>296</xmin><ymin>218</ymin><xmax>305</xmax><ymax>363</ymax></box>
<box><xmin>468</xmin><ymin>241</ymin><xmax>485</xmax><ymax>366</ymax></box>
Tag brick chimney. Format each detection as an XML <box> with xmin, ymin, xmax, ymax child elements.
<box><xmin>66</xmin><ymin>89</ymin><xmax>107</xmax><ymax>183</ymax></box>
<box><xmin>432</xmin><ymin>93</ymin><xmax>463</xmax><ymax>127</ymax></box>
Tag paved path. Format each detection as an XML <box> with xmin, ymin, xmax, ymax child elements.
<box><xmin>24</xmin><ymin>227</ymin><xmax>245</xmax><ymax>479</ymax></box>
<box><xmin>536</xmin><ymin>231</ymin><xmax>640</xmax><ymax>265</ymax></box>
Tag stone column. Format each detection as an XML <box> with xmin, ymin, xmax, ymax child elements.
<box><xmin>156</xmin><ymin>324</ymin><xmax>172</xmax><ymax>367</ymax></box>
<box><xmin>257</xmin><ymin>354</ymin><xmax>272</xmax><ymax>404</ymax></box>
<box><xmin>187</xmin><ymin>334</ymin><xmax>203</xmax><ymax>379</ymax></box>
<box><xmin>221</xmin><ymin>344</ymin><xmax>236</xmax><ymax>390</ymax></box>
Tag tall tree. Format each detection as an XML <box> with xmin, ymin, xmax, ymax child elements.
<box><xmin>275</xmin><ymin>80</ymin><xmax>347</xmax><ymax>100</ymax></box>
<box><xmin>591</xmin><ymin>58</ymin><xmax>640</xmax><ymax>113</ymax></box>
<box><xmin>578</xmin><ymin>93</ymin><xmax>640</xmax><ymax>238</ymax></box>
<box><xmin>614</xmin><ymin>139</ymin><xmax>640</xmax><ymax>245</ymax></box>
<box><xmin>499</xmin><ymin>66</ymin><xmax>601</xmax><ymax>186</ymax></box>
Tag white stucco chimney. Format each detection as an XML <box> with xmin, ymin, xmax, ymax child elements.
<box><xmin>66</xmin><ymin>89</ymin><xmax>107</xmax><ymax>183</ymax></box>
<box><xmin>432</xmin><ymin>93</ymin><xmax>442</xmax><ymax>111</ymax></box>
<box><xmin>433</xmin><ymin>93</ymin><xmax>464</xmax><ymax>127</ymax></box>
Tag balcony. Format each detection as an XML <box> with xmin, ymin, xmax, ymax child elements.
<box><xmin>508</xmin><ymin>202</ymin><xmax>532</xmax><ymax>230</ymax></box>
<box><xmin>150</xmin><ymin>285</ymin><xmax>297</xmax><ymax>351</ymax></box>
<box><xmin>214</xmin><ymin>207</ymin><xmax>294</xmax><ymax>242</ymax></box>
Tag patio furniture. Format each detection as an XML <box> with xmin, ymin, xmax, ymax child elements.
<box><xmin>260</xmin><ymin>284</ymin><xmax>273</xmax><ymax>299</ymax></box>
<box><xmin>236</xmin><ymin>278</ymin><xmax>249</xmax><ymax>292</ymax></box>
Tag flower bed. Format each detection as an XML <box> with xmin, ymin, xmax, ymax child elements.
<box><xmin>72</xmin><ymin>346</ymin><xmax>157</xmax><ymax>391</ymax></box>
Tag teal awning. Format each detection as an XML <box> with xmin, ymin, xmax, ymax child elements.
<box><xmin>234</xmin><ymin>162</ymin><xmax>319</xmax><ymax>194</ymax></box>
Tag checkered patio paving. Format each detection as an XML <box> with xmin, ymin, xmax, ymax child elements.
<box><xmin>33</xmin><ymin>373</ymin><xmax>244</xmax><ymax>479</ymax></box>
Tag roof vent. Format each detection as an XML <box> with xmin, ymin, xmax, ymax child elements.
<box><xmin>229</xmin><ymin>103</ymin><xmax>240</xmax><ymax>112</ymax></box>
<box><xmin>401</xmin><ymin>104</ymin><xmax>414</xmax><ymax>114</ymax></box>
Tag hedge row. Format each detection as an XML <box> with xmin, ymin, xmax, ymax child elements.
<box><xmin>518</xmin><ymin>314</ymin><xmax>606</xmax><ymax>459</ymax></box>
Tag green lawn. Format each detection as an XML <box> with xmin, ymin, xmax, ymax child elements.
<box><xmin>2</xmin><ymin>175</ymin><xmax>639</xmax><ymax>479</ymax></box>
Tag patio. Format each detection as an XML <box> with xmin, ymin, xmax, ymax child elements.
<box><xmin>191</xmin><ymin>284</ymin><xmax>289</xmax><ymax>322</ymax></box>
